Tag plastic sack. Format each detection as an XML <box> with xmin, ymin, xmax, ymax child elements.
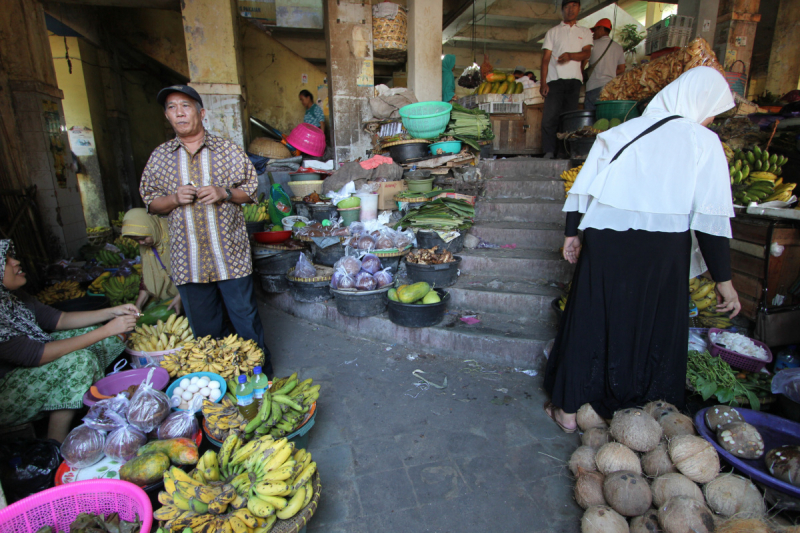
<box><xmin>348</xmin><ymin>221</ymin><xmax>366</xmax><ymax>236</ymax></box>
<box><xmin>361</xmin><ymin>253</ymin><xmax>382</xmax><ymax>275</ymax></box>
<box><xmin>329</xmin><ymin>181</ymin><xmax>357</xmax><ymax>207</ymax></box>
<box><xmin>688</xmin><ymin>330</ymin><xmax>707</xmax><ymax>353</ymax></box>
<box><xmin>356</xmin><ymin>235</ymin><xmax>376</xmax><ymax>252</ymax></box>
<box><xmin>392</xmin><ymin>227</ymin><xmax>416</xmax><ymax>249</ymax></box>
<box><xmin>374</xmin><ymin>267</ymin><xmax>393</xmax><ymax>288</ymax></box>
<box><xmin>158</xmin><ymin>395</ymin><xmax>202</xmax><ymax>440</ymax></box>
<box><xmin>61</xmin><ymin>424</ymin><xmax>106</xmax><ymax>469</ymax></box>
<box><xmin>333</xmin><ymin>254</ymin><xmax>361</xmax><ymax>276</ymax></box>
<box><xmin>772</xmin><ymin>368</ymin><xmax>800</xmax><ymax>403</ymax></box>
<box><xmin>268</xmin><ymin>183</ymin><xmax>293</xmax><ymax>225</ymax></box>
<box><xmin>458</xmin><ymin>64</ymin><xmax>482</xmax><ymax>89</ymax></box>
<box><xmin>0</xmin><ymin>438</ymin><xmax>61</xmax><ymax>504</ymax></box>
<box><xmin>293</xmin><ymin>253</ymin><xmax>317</xmax><ymax>279</ymax></box>
<box><xmin>355</xmin><ymin>270</ymin><xmax>377</xmax><ymax>291</ymax></box>
<box><xmin>127</xmin><ymin>368</ymin><xmax>171</xmax><ymax>433</ymax></box>
<box><xmin>331</xmin><ymin>265</ymin><xmax>356</xmax><ymax>290</ymax></box>
<box><xmin>103</xmin><ymin>411</ymin><xmax>146</xmax><ymax>462</ymax></box>
<box><xmin>83</xmin><ymin>394</ymin><xmax>131</xmax><ymax>432</ymax></box>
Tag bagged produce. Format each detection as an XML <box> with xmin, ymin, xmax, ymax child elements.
<box><xmin>331</xmin><ymin>266</ymin><xmax>356</xmax><ymax>290</ymax></box>
<box><xmin>360</xmin><ymin>253</ymin><xmax>382</xmax><ymax>275</ymax></box>
<box><xmin>293</xmin><ymin>253</ymin><xmax>317</xmax><ymax>279</ymax></box>
<box><xmin>126</xmin><ymin>368</ymin><xmax>170</xmax><ymax>433</ymax></box>
<box><xmin>771</xmin><ymin>368</ymin><xmax>800</xmax><ymax>402</ymax></box>
<box><xmin>268</xmin><ymin>183</ymin><xmax>293</xmax><ymax>225</ymax></box>
<box><xmin>83</xmin><ymin>394</ymin><xmax>130</xmax><ymax>432</ymax></box>
<box><xmin>356</xmin><ymin>235</ymin><xmax>376</xmax><ymax>252</ymax></box>
<box><xmin>61</xmin><ymin>424</ymin><xmax>106</xmax><ymax>468</ymax></box>
<box><xmin>158</xmin><ymin>395</ymin><xmax>201</xmax><ymax>440</ymax></box>
<box><xmin>103</xmin><ymin>411</ymin><xmax>146</xmax><ymax>462</ymax></box>
<box><xmin>374</xmin><ymin>267</ymin><xmax>393</xmax><ymax>288</ymax></box>
<box><xmin>334</xmin><ymin>254</ymin><xmax>361</xmax><ymax>276</ymax></box>
<box><xmin>355</xmin><ymin>270</ymin><xmax>377</xmax><ymax>291</ymax></box>
<box><xmin>393</xmin><ymin>227</ymin><xmax>415</xmax><ymax>249</ymax></box>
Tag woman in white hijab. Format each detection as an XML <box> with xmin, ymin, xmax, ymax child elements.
<box><xmin>543</xmin><ymin>67</ymin><xmax>741</xmax><ymax>432</ymax></box>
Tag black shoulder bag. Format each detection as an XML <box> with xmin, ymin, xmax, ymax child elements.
<box><xmin>610</xmin><ymin>115</ymin><xmax>681</xmax><ymax>163</ymax></box>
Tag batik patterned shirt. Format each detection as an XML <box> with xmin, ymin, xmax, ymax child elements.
<box><xmin>140</xmin><ymin>131</ymin><xmax>257</xmax><ymax>286</ymax></box>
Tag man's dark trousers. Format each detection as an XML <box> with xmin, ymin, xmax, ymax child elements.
<box><xmin>541</xmin><ymin>78</ymin><xmax>583</xmax><ymax>155</ymax></box>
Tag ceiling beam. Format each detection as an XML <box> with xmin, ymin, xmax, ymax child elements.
<box><xmin>456</xmin><ymin>24</ymin><xmax>530</xmax><ymax>42</ymax></box>
<box><xmin>442</xmin><ymin>0</ymin><xmax>498</xmax><ymax>43</ymax></box>
<box><xmin>479</xmin><ymin>14</ymin><xmax>561</xmax><ymax>27</ymax></box>
<box><xmin>447</xmin><ymin>36</ymin><xmax>541</xmax><ymax>52</ymax></box>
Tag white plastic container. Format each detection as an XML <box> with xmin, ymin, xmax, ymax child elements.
<box><xmin>357</xmin><ymin>193</ymin><xmax>379</xmax><ymax>221</ymax></box>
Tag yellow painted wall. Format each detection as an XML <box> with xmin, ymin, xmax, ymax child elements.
<box><xmin>241</xmin><ymin>23</ymin><xmax>327</xmax><ymax>136</ymax></box>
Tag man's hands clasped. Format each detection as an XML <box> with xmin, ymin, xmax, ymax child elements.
<box><xmin>174</xmin><ymin>184</ymin><xmax>228</xmax><ymax>206</ymax></box>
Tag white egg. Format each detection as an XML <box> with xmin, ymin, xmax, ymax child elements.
<box><xmin>174</xmin><ymin>387</ymin><xmax>184</xmax><ymax>396</ymax></box>
<box><xmin>190</xmin><ymin>376</ymin><xmax>199</xmax><ymax>384</ymax></box>
<box><xmin>200</xmin><ymin>387</ymin><xmax>211</xmax><ymax>397</ymax></box>
<box><xmin>181</xmin><ymin>391</ymin><xmax>193</xmax><ymax>401</ymax></box>
<box><xmin>187</xmin><ymin>384</ymin><xmax>199</xmax><ymax>393</ymax></box>
<box><xmin>197</xmin><ymin>377</ymin><xmax>210</xmax><ymax>387</ymax></box>
<box><xmin>209</xmin><ymin>389</ymin><xmax>222</xmax><ymax>401</ymax></box>
<box><xmin>208</xmin><ymin>381</ymin><xmax>221</xmax><ymax>390</ymax></box>
<box><xmin>172</xmin><ymin>395</ymin><xmax>182</xmax><ymax>405</ymax></box>
<box><xmin>180</xmin><ymin>378</ymin><xmax>190</xmax><ymax>389</ymax></box>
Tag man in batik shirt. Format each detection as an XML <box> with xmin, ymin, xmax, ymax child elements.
<box><xmin>140</xmin><ymin>85</ymin><xmax>272</xmax><ymax>376</ymax></box>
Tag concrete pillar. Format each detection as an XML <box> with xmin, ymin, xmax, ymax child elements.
<box><xmin>677</xmin><ymin>0</ymin><xmax>719</xmax><ymax>42</ymax></box>
<box><xmin>181</xmin><ymin>0</ymin><xmax>248</xmax><ymax>147</ymax></box>
<box><xmin>713</xmin><ymin>0</ymin><xmax>761</xmax><ymax>74</ymax></box>
<box><xmin>765</xmin><ymin>0</ymin><xmax>800</xmax><ymax>96</ymax></box>
<box><xmin>0</xmin><ymin>0</ymin><xmax>87</xmax><ymax>258</ymax></box>
<box><xmin>408</xmin><ymin>0</ymin><xmax>443</xmax><ymax>102</ymax></box>
<box><xmin>323</xmin><ymin>0</ymin><xmax>374</xmax><ymax>163</ymax></box>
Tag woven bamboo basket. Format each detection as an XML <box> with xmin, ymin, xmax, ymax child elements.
<box><xmin>248</xmin><ymin>137</ymin><xmax>291</xmax><ymax>159</ymax></box>
<box><xmin>286</xmin><ymin>265</ymin><xmax>333</xmax><ymax>283</ymax></box>
<box><xmin>272</xmin><ymin>471</ymin><xmax>322</xmax><ymax>533</ymax></box>
<box><xmin>287</xmin><ymin>181</ymin><xmax>325</xmax><ymax>198</ymax></box>
<box><xmin>373</xmin><ymin>5</ymin><xmax>407</xmax><ymax>61</ymax></box>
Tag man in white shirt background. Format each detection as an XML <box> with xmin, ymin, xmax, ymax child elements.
<box><xmin>540</xmin><ymin>0</ymin><xmax>593</xmax><ymax>159</ymax></box>
<box><xmin>583</xmin><ymin>18</ymin><xmax>626</xmax><ymax>111</ymax></box>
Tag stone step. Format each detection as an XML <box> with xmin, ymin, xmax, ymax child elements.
<box><xmin>261</xmin><ymin>292</ymin><xmax>555</xmax><ymax>369</ymax></box>
<box><xmin>449</xmin><ymin>274</ymin><xmax>564</xmax><ymax>319</ymax></box>
<box><xmin>457</xmin><ymin>248</ymin><xmax>574</xmax><ymax>282</ymax></box>
<box><xmin>482</xmin><ymin>176</ymin><xmax>565</xmax><ymax>200</ymax></box>
<box><xmin>468</xmin><ymin>221</ymin><xmax>564</xmax><ymax>250</ymax></box>
<box><xmin>474</xmin><ymin>198</ymin><xmax>566</xmax><ymax>224</ymax></box>
<box><xmin>480</xmin><ymin>157</ymin><xmax>570</xmax><ymax>179</ymax></box>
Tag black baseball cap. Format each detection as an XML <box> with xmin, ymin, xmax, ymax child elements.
<box><xmin>563</xmin><ymin>0</ymin><xmax>580</xmax><ymax>7</ymax></box>
<box><xmin>157</xmin><ymin>85</ymin><xmax>204</xmax><ymax>108</ymax></box>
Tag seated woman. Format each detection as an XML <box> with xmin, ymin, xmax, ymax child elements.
<box><xmin>0</xmin><ymin>240</ymin><xmax>138</xmax><ymax>442</ymax></box>
<box><xmin>121</xmin><ymin>209</ymin><xmax>181</xmax><ymax>314</ymax></box>
<box><xmin>299</xmin><ymin>90</ymin><xmax>325</xmax><ymax>131</ymax></box>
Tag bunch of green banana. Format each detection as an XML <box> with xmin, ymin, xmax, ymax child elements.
<box><xmin>243</xmin><ymin>203</ymin><xmax>268</xmax><ymax>223</ymax></box>
<box><xmin>729</xmin><ymin>145</ymin><xmax>789</xmax><ymax>185</ymax></box>
<box><xmin>97</xmin><ymin>249</ymin><xmax>122</xmax><ymax>267</ymax></box>
<box><xmin>236</xmin><ymin>373</ymin><xmax>320</xmax><ymax>441</ymax></box>
<box><xmin>728</xmin><ymin>144</ymin><xmax>793</xmax><ymax>205</ymax></box>
<box><xmin>114</xmin><ymin>236</ymin><xmax>140</xmax><ymax>259</ymax></box>
<box><xmin>102</xmin><ymin>274</ymin><xmax>141</xmax><ymax>306</ymax></box>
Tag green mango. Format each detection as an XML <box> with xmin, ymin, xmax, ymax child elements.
<box><xmin>422</xmin><ymin>291</ymin><xmax>441</xmax><ymax>304</ymax></box>
<box><xmin>137</xmin><ymin>302</ymin><xmax>175</xmax><ymax>326</ymax></box>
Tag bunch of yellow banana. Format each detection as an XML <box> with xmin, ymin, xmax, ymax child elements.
<box><xmin>694</xmin><ymin>309</ymin><xmax>733</xmax><ymax>329</ymax></box>
<box><xmin>689</xmin><ymin>277</ymin><xmax>717</xmax><ymax>311</ymax></box>
<box><xmin>36</xmin><ymin>280</ymin><xmax>85</xmax><ymax>305</ymax></box>
<box><xmin>202</xmin><ymin>396</ymin><xmax>248</xmax><ymax>442</ymax></box>
<box><xmin>243</xmin><ymin>203</ymin><xmax>268</xmax><ymax>223</ymax></box>
<box><xmin>88</xmin><ymin>271</ymin><xmax>112</xmax><ymax>293</ymax></box>
<box><xmin>161</xmin><ymin>334</ymin><xmax>264</xmax><ymax>379</ymax></box>
<box><xmin>87</xmin><ymin>226</ymin><xmax>110</xmax><ymax>234</ymax></box>
<box><xmin>154</xmin><ymin>435</ymin><xmax>317</xmax><ymax>532</ymax></box>
<box><xmin>129</xmin><ymin>315</ymin><xmax>194</xmax><ymax>353</ymax></box>
<box><xmin>763</xmin><ymin>182</ymin><xmax>797</xmax><ymax>203</ymax></box>
<box><xmin>560</xmin><ymin>163</ymin><xmax>583</xmax><ymax>197</ymax></box>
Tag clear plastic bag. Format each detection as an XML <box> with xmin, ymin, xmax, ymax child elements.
<box><xmin>61</xmin><ymin>424</ymin><xmax>106</xmax><ymax>468</ymax></box>
<box><xmin>83</xmin><ymin>394</ymin><xmax>130</xmax><ymax>432</ymax></box>
<box><xmin>333</xmin><ymin>254</ymin><xmax>361</xmax><ymax>277</ymax></box>
<box><xmin>374</xmin><ymin>267</ymin><xmax>393</xmax><ymax>289</ymax></box>
<box><xmin>356</xmin><ymin>235</ymin><xmax>376</xmax><ymax>252</ymax></box>
<box><xmin>355</xmin><ymin>270</ymin><xmax>377</xmax><ymax>291</ymax></box>
<box><xmin>772</xmin><ymin>368</ymin><xmax>800</xmax><ymax>403</ymax></box>
<box><xmin>158</xmin><ymin>395</ymin><xmax>201</xmax><ymax>440</ymax></box>
<box><xmin>293</xmin><ymin>253</ymin><xmax>317</xmax><ymax>279</ymax></box>
<box><xmin>104</xmin><ymin>411</ymin><xmax>147</xmax><ymax>462</ymax></box>
<box><xmin>331</xmin><ymin>265</ymin><xmax>356</xmax><ymax>290</ymax></box>
<box><xmin>392</xmin><ymin>227</ymin><xmax>416</xmax><ymax>249</ymax></box>
<box><xmin>127</xmin><ymin>368</ymin><xmax>171</xmax><ymax>433</ymax></box>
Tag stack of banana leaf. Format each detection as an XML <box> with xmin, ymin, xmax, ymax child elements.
<box><xmin>393</xmin><ymin>197</ymin><xmax>475</xmax><ymax>231</ymax></box>
<box><xmin>443</xmin><ymin>104</ymin><xmax>494</xmax><ymax>150</ymax></box>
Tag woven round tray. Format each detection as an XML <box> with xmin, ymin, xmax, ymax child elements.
<box><xmin>252</xmin><ymin>242</ymin><xmax>305</xmax><ymax>252</ymax></box>
<box><xmin>373</xmin><ymin>246</ymin><xmax>412</xmax><ymax>258</ymax></box>
<box><xmin>249</xmin><ymin>137</ymin><xmax>291</xmax><ymax>159</ymax></box>
<box><xmin>286</xmin><ymin>265</ymin><xmax>333</xmax><ymax>282</ymax></box>
<box><xmin>272</xmin><ymin>471</ymin><xmax>322</xmax><ymax>533</ymax></box>
<box><xmin>395</xmin><ymin>194</ymin><xmax>431</xmax><ymax>203</ymax></box>
<box><xmin>288</xmin><ymin>181</ymin><xmax>325</xmax><ymax>198</ymax></box>
<box><xmin>381</xmin><ymin>139</ymin><xmax>430</xmax><ymax>149</ymax></box>
<box><xmin>294</xmin><ymin>234</ymin><xmax>348</xmax><ymax>243</ymax></box>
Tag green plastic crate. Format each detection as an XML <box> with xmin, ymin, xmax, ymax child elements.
<box><xmin>595</xmin><ymin>100</ymin><xmax>641</xmax><ymax>123</ymax></box>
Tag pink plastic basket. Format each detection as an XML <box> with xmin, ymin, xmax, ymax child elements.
<box><xmin>0</xmin><ymin>479</ymin><xmax>152</xmax><ymax>533</ymax></box>
<box><xmin>707</xmin><ymin>328</ymin><xmax>773</xmax><ymax>373</ymax></box>
<box><xmin>286</xmin><ymin>123</ymin><xmax>326</xmax><ymax>157</ymax></box>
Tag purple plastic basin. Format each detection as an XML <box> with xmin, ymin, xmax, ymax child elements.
<box><xmin>695</xmin><ymin>406</ymin><xmax>800</xmax><ymax>498</ymax></box>
<box><xmin>82</xmin><ymin>367</ymin><xmax>170</xmax><ymax>407</ymax></box>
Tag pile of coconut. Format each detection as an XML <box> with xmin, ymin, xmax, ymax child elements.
<box><xmin>572</xmin><ymin>401</ymin><xmax>771</xmax><ymax>533</ymax></box>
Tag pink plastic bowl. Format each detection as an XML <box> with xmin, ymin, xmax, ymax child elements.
<box><xmin>82</xmin><ymin>367</ymin><xmax>170</xmax><ymax>407</ymax></box>
<box><xmin>286</xmin><ymin>123</ymin><xmax>326</xmax><ymax>157</ymax></box>
<box><xmin>0</xmin><ymin>479</ymin><xmax>152</xmax><ymax>533</ymax></box>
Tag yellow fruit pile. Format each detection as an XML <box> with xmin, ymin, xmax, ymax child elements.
<box><xmin>202</xmin><ymin>396</ymin><xmax>248</xmax><ymax>443</ymax></box>
<box><xmin>88</xmin><ymin>271</ymin><xmax>111</xmax><ymax>293</ymax></box>
<box><xmin>690</xmin><ymin>277</ymin><xmax>732</xmax><ymax>329</ymax></box>
<box><xmin>560</xmin><ymin>164</ymin><xmax>583</xmax><ymax>197</ymax></box>
<box><xmin>87</xmin><ymin>226</ymin><xmax>110</xmax><ymax>234</ymax></box>
<box><xmin>37</xmin><ymin>280</ymin><xmax>85</xmax><ymax>305</ymax></box>
<box><xmin>128</xmin><ymin>315</ymin><xmax>194</xmax><ymax>352</ymax></box>
<box><xmin>160</xmin><ymin>334</ymin><xmax>264</xmax><ymax>378</ymax></box>
<box><xmin>243</xmin><ymin>203</ymin><xmax>268</xmax><ymax>222</ymax></box>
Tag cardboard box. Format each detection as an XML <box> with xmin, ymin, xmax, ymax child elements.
<box><xmin>372</xmin><ymin>181</ymin><xmax>407</xmax><ymax>210</ymax></box>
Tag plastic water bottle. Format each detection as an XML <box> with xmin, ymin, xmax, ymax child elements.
<box><xmin>775</xmin><ymin>345</ymin><xmax>800</xmax><ymax>371</ymax></box>
<box><xmin>251</xmin><ymin>366</ymin><xmax>268</xmax><ymax>409</ymax></box>
<box><xmin>235</xmin><ymin>375</ymin><xmax>258</xmax><ymax>421</ymax></box>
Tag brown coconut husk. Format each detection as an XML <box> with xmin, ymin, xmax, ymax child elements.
<box><xmin>603</xmin><ymin>470</ymin><xmax>652</xmax><ymax>517</ymax></box>
<box><xmin>630</xmin><ymin>509</ymin><xmax>662</xmax><ymax>533</ymax></box>
<box><xmin>577</xmin><ymin>403</ymin><xmax>608</xmax><ymax>431</ymax></box>
<box><xmin>610</xmin><ymin>408</ymin><xmax>662</xmax><ymax>453</ymax></box>
<box><xmin>651</xmin><ymin>473</ymin><xmax>703</xmax><ymax>507</ymax></box>
<box><xmin>704</xmin><ymin>473</ymin><xmax>766</xmax><ymax>519</ymax></box>
<box><xmin>596</xmin><ymin>442</ymin><xmax>642</xmax><ymax>475</ymax></box>
<box><xmin>669</xmin><ymin>435</ymin><xmax>720</xmax><ymax>484</ymax></box>
<box><xmin>574</xmin><ymin>467</ymin><xmax>606</xmax><ymax>509</ymax></box>
<box><xmin>570</xmin><ymin>446</ymin><xmax>598</xmax><ymax>476</ymax></box>
<box><xmin>715</xmin><ymin>518</ymin><xmax>773</xmax><ymax>533</ymax></box>
<box><xmin>658</xmin><ymin>495</ymin><xmax>715</xmax><ymax>533</ymax></box>
<box><xmin>643</xmin><ymin>400</ymin><xmax>678</xmax><ymax>420</ymax></box>
<box><xmin>581</xmin><ymin>505</ymin><xmax>629</xmax><ymax>533</ymax></box>
<box><xmin>642</xmin><ymin>442</ymin><xmax>678</xmax><ymax>478</ymax></box>
<box><xmin>658</xmin><ymin>412</ymin><xmax>697</xmax><ymax>439</ymax></box>
<box><xmin>582</xmin><ymin>427</ymin><xmax>612</xmax><ymax>449</ymax></box>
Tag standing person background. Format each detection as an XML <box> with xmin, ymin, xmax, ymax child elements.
<box><xmin>543</xmin><ymin>67</ymin><xmax>740</xmax><ymax>432</ymax></box>
<box><xmin>583</xmin><ymin>19</ymin><xmax>626</xmax><ymax>111</ymax></box>
<box><xmin>140</xmin><ymin>85</ymin><xmax>273</xmax><ymax>378</ymax></box>
<box><xmin>121</xmin><ymin>208</ymin><xmax>181</xmax><ymax>314</ymax></box>
<box><xmin>299</xmin><ymin>90</ymin><xmax>325</xmax><ymax>131</ymax></box>
<box><xmin>441</xmin><ymin>54</ymin><xmax>457</xmax><ymax>102</ymax></box>
<box><xmin>540</xmin><ymin>0</ymin><xmax>593</xmax><ymax>159</ymax></box>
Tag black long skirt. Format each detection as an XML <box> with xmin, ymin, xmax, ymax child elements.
<box><xmin>544</xmin><ymin>228</ymin><xmax>690</xmax><ymax>419</ymax></box>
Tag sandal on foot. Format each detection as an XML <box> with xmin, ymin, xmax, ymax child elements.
<box><xmin>543</xmin><ymin>401</ymin><xmax>577</xmax><ymax>434</ymax></box>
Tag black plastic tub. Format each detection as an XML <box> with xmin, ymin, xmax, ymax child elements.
<box><xmin>260</xmin><ymin>274</ymin><xmax>289</xmax><ymax>293</ymax></box>
<box><xmin>377</xmin><ymin>255</ymin><xmax>403</xmax><ymax>273</ymax></box>
<box><xmin>415</xmin><ymin>231</ymin><xmax>464</xmax><ymax>253</ymax></box>
<box><xmin>246</xmin><ymin>221</ymin><xmax>266</xmax><ymax>234</ymax></box>
<box><xmin>387</xmin><ymin>289</ymin><xmax>449</xmax><ymax>328</ymax></box>
<box><xmin>254</xmin><ymin>250</ymin><xmax>303</xmax><ymax>276</ymax></box>
<box><xmin>286</xmin><ymin>278</ymin><xmax>332</xmax><ymax>303</ymax></box>
<box><xmin>52</xmin><ymin>295</ymin><xmax>110</xmax><ymax>312</ymax></box>
<box><xmin>331</xmin><ymin>286</ymin><xmax>390</xmax><ymax>317</ymax></box>
<box><xmin>404</xmin><ymin>256</ymin><xmax>461</xmax><ymax>288</ymax></box>
<box><xmin>568</xmin><ymin>137</ymin><xmax>596</xmax><ymax>159</ymax></box>
<box><xmin>389</xmin><ymin>142</ymin><xmax>429</xmax><ymax>164</ymax></box>
<box><xmin>559</xmin><ymin>109</ymin><xmax>595</xmax><ymax>132</ymax></box>
<box><xmin>307</xmin><ymin>203</ymin><xmax>336</xmax><ymax>223</ymax></box>
<box><xmin>310</xmin><ymin>242</ymin><xmax>345</xmax><ymax>267</ymax></box>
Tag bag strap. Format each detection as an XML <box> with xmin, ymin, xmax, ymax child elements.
<box><xmin>585</xmin><ymin>38</ymin><xmax>614</xmax><ymax>81</ymax></box>
<box><xmin>610</xmin><ymin>115</ymin><xmax>681</xmax><ymax>163</ymax></box>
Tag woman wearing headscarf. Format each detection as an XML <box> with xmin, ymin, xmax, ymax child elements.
<box><xmin>0</xmin><ymin>240</ymin><xmax>138</xmax><ymax>441</ymax></box>
<box><xmin>442</xmin><ymin>54</ymin><xmax>456</xmax><ymax>102</ymax></box>
<box><xmin>543</xmin><ymin>67</ymin><xmax>741</xmax><ymax>432</ymax></box>
<box><xmin>121</xmin><ymin>209</ymin><xmax>181</xmax><ymax>314</ymax></box>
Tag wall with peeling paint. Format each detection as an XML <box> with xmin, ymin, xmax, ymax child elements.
<box><xmin>765</xmin><ymin>0</ymin><xmax>800</xmax><ymax>96</ymax></box>
<box><xmin>242</xmin><ymin>23</ymin><xmax>327</xmax><ymax>136</ymax></box>
<box><xmin>108</xmin><ymin>9</ymin><xmax>190</xmax><ymax>79</ymax></box>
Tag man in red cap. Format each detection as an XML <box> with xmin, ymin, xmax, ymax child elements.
<box><xmin>583</xmin><ymin>18</ymin><xmax>626</xmax><ymax>111</ymax></box>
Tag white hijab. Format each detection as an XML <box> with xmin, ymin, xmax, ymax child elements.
<box><xmin>564</xmin><ymin>67</ymin><xmax>736</xmax><ymax>257</ymax></box>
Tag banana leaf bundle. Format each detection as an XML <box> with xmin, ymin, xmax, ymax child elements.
<box><xmin>394</xmin><ymin>198</ymin><xmax>475</xmax><ymax>231</ymax></box>
<box><xmin>444</xmin><ymin>104</ymin><xmax>494</xmax><ymax>150</ymax></box>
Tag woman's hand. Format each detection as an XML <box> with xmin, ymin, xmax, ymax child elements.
<box><xmin>109</xmin><ymin>304</ymin><xmax>140</xmax><ymax>317</ymax></box>
<box><xmin>563</xmin><ymin>236</ymin><xmax>582</xmax><ymax>264</ymax></box>
<box><xmin>715</xmin><ymin>280</ymin><xmax>741</xmax><ymax>318</ymax></box>
<box><xmin>166</xmin><ymin>295</ymin><xmax>182</xmax><ymax>316</ymax></box>
<box><xmin>102</xmin><ymin>314</ymin><xmax>138</xmax><ymax>337</ymax></box>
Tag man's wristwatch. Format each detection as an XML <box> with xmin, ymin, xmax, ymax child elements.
<box><xmin>224</xmin><ymin>188</ymin><xmax>232</xmax><ymax>202</ymax></box>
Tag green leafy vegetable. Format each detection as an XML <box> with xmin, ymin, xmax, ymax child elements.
<box><xmin>687</xmin><ymin>350</ymin><xmax>761</xmax><ymax>410</ymax></box>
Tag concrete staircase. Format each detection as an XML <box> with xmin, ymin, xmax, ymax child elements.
<box><xmin>261</xmin><ymin>157</ymin><xmax>574</xmax><ymax>369</ymax></box>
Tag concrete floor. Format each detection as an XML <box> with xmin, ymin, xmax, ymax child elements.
<box><xmin>260</xmin><ymin>300</ymin><xmax>584</xmax><ymax>532</ymax></box>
